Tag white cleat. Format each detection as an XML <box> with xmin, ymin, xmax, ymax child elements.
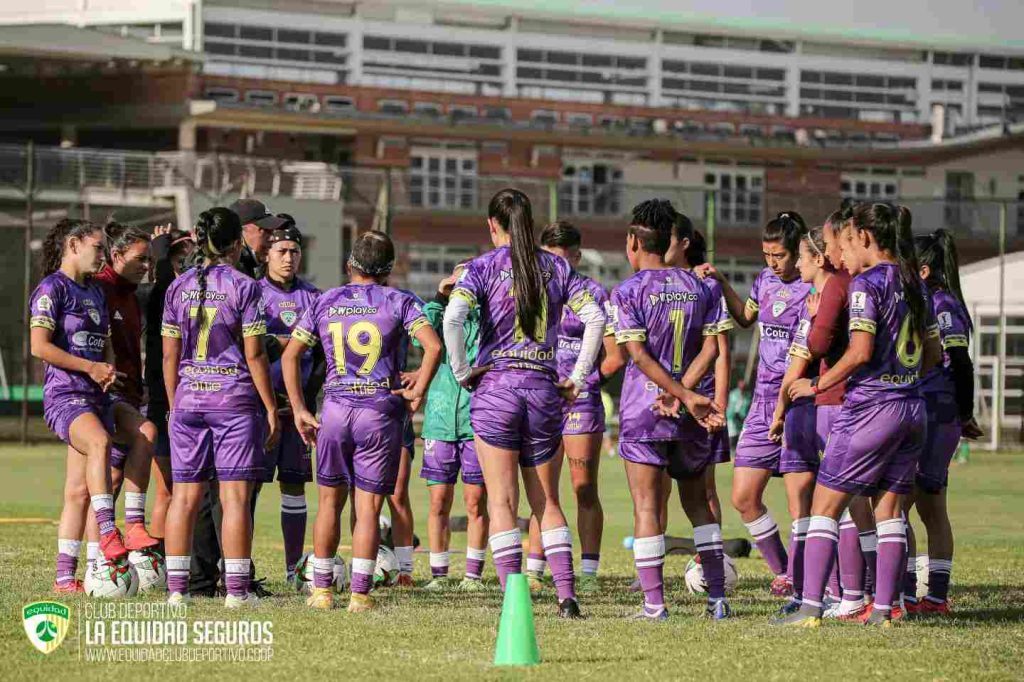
<box><xmin>224</xmin><ymin>593</ymin><xmax>260</xmax><ymax>609</ymax></box>
<box><xmin>167</xmin><ymin>592</ymin><xmax>191</xmax><ymax>605</ymax></box>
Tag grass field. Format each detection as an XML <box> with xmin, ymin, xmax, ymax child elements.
<box><xmin>1</xmin><ymin>438</ymin><xmax>1022</xmax><ymax>681</ymax></box>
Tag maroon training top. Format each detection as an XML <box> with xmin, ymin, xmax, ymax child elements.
<box><xmin>95</xmin><ymin>264</ymin><xmax>143</xmax><ymax>407</ymax></box>
<box><xmin>807</xmin><ymin>269</ymin><xmax>850</xmax><ymax>406</ymax></box>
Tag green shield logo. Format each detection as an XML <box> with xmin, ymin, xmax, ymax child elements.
<box><xmin>23</xmin><ymin>601</ymin><xmax>70</xmax><ymax>654</ymax></box>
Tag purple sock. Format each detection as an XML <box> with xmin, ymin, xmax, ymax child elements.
<box><xmin>55</xmin><ymin>539</ymin><xmax>80</xmax><ymax>585</ymax></box>
<box><xmin>695</xmin><ymin>524</ymin><xmax>726</xmax><ymax>600</ymax></box>
<box><xmin>927</xmin><ymin>559</ymin><xmax>952</xmax><ymax>603</ymax></box>
<box><xmin>166</xmin><ymin>555</ymin><xmax>190</xmax><ymax>595</ymax></box>
<box><xmin>838</xmin><ymin>513</ymin><xmax>865</xmax><ymax>601</ymax></box>
<box><xmin>745</xmin><ymin>513</ymin><xmax>788</xmax><ymax>576</ymax></box>
<box><xmin>860</xmin><ymin>531</ymin><xmax>877</xmax><ymax>595</ymax></box>
<box><xmin>224</xmin><ymin>558</ymin><xmax>251</xmax><ymax>597</ymax></box>
<box><xmin>313</xmin><ymin>556</ymin><xmax>335</xmax><ymax>589</ymax></box>
<box><xmin>874</xmin><ymin>519</ymin><xmax>906</xmax><ymax>611</ymax></box>
<box><xmin>490</xmin><ymin>529</ymin><xmax>523</xmax><ymax>590</ymax></box>
<box><xmin>351</xmin><ymin>558</ymin><xmax>374</xmax><ymax>595</ymax></box>
<box><xmin>430</xmin><ymin>552</ymin><xmax>450</xmax><ymax>579</ymax></box>
<box><xmin>124</xmin><ymin>492</ymin><xmax>146</xmax><ymax>526</ymax></box>
<box><xmin>633</xmin><ymin>535</ymin><xmax>666</xmax><ymax>614</ymax></box>
<box><xmin>280</xmin><ymin>495</ymin><xmax>307</xmax><ymax>576</ymax></box>
<box><xmin>465</xmin><ymin>547</ymin><xmax>486</xmax><ymax>580</ymax></box>
<box><xmin>91</xmin><ymin>495</ymin><xmax>116</xmax><ymax>536</ymax></box>
<box><xmin>788</xmin><ymin>518</ymin><xmax>809</xmax><ymax>599</ymax></box>
<box><xmin>797</xmin><ymin>516</ymin><xmax>839</xmax><ymax>616</ymax></box>
<box><xmin>541</xmin><ymin>526</ymin><xmax>576</xmax><ymax>602</ymax></box>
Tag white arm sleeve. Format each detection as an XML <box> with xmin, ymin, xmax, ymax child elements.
<box><xmin>443</xmin><ymin>294</ymin><xmax>472</xmax><ymax>383</ymax></box>
<box><xmin>569</xmin><ymin>300</ymin><xmax>606</xmax><ymax>390</ymax></box>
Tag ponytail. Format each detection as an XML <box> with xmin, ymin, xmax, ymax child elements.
<box><xmin>489</xmin><ymin>188</ymin><xmax>543</xmax><ymax>340</ymax></box>
<box><xmin>41</xmin><ymin>218</ymin><xmax>101</xmax><ymax>276</ymax></box>
<box><xmin>852</xmin><ymin>202</ymin><xmax>927</xmax><ymax>337</ymax></box>
<box><xmin>191</xmin><ymin>207</ymin><xmax>242</xmax><ymax>308</ymax></box>
<box><xmin>915</xmin><ymin>227</ymin><xmax>971</xmax><ymax>331</ymax></box>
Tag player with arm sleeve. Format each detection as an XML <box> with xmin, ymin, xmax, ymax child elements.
<box><xmin>776</xmin><ymin>203</ymin><xmax>941</xmax><ymax>628</ymax></box>
<box><xmin>614</xmin><ymin>200</ymin><xmax>726</xmax><ymax>621</ymax></box>
<box><xmin>282</xmin><ymin>231</ymin><xmax>442</xmax><ymax>612</ymax></box>
<box><xmin>442</xmin><ymin>189</ymin><xmax>606</xmax><ymax>619</ymax></box>
<box><xmin>161</xmin><ymin>208</ymin><xmax>279</xmax><ymax>609</ymax></box>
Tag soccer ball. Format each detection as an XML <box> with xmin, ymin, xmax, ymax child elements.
<box><xmin>293</xmin><ymin>553</ymin><xmax>348</xmax><ymax>594</ymax></box>
<box><xmin>683</xmin><ymin>555</ymin><xmax>738</xmax><ymax>595</ymax></box>
<box><xmin>128</xmin><ymin>550</ymin><xmax>166</xmax><ymax>593</ymax></box>
<box><xmin>85</xmin><ymin>559</ymin><xmax>139</xmax><ymax>598</ymax></box>
<box><xmin>915</xmin><ymin>555</ymin><xmax>930</xmax><ymax>598</ymax></box>
<box><xmin>373</xmin><ymin>546</ymin><xmax>399</xmax><ymax>587</ymax></box>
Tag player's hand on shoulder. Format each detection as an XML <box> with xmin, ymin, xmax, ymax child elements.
<box><xmin>693</xmin><ymin>263</ymin><xmax>721</xmax><ymax>282</ymax></box>
<box><xmin>806</xmin><ymin>292</ymin><xmax>822</xmax><ymax>318</ymax></box>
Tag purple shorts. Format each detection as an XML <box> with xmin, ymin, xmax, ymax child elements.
<box><xmin>818</xmin><ymin>398</ymin><xmax>924</xmax><ymax>496</ymax></box>
<box><xmin>917</xmin><ymin>391</ymin><xmax>961</xmax><ymax>493</ymax></box>
<box><xmin>402</xmin><ymin>416</ymin><xmax>416</xmax><ymax>453</ymax></box>
<box><xmin>562</xmin><ymin>405</ymin><xmax>605</xmax><ymax>436</ymax></box>
<box><xmin>470</xmin><ymin>379</ymin><xmax>561</xmax><ymax>468</ymax></box>
<box><xmin>709</xmin><ymin>426</ymin><xmax>730</xmax><ymax>464</ymax></box>
<box><xmin>45</xmin><ymin>395</ymin><xmax>115</xmax><ymax>447</ymax></box>
<box><xmin>780</xmin><ymin>398</ymin><xmax>820</xmax><ymax>474</ymax></box>
<box><xmin>816</xmin><ymin>403</ymin><xmax>841</xmax><ymax>444</ymax></box>
<box><xmin>169</xmin><ymin>409</ymin><xmax>266</xmax><ymax>483</ymax></box>
<box><xmin>734</xmin><ymin>392</ymin><xmax>780</xmax><ymax>471</ymax></box>
<box><xmin>316</xmin><ymin>400</ymin><xmax>402</xmax><ymax>494</ymax></box>
<box><xmin>420</xmin><ymin>439</ymin><xmax>484</xmax><ymax>485</ymax></box>
<box><xmin>619</xmin><ymin>416</ymin><xmax>711</xmax><ymax>479</ymax></box>
<box><xmin>264</xmin><ymin>420</ymin><xmax>313</xmax><ymax>484</ymax></box>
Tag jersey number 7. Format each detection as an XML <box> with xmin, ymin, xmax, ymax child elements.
<box><xmin>188</xmin><ymin>305</ymin><xmax>218</xmax><ymax>362</ymax></box>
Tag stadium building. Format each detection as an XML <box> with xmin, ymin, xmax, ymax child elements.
<box><xmin>0</xmin><ymin>0</ymin><xmax>1021</xmax><ymax>437</ymax></box>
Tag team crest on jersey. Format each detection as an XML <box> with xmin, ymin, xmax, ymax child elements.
<box><xmin>938</xmin><ymin>311</ymin><xmax>952</xmax><ymax>330</ymax></box>
<box><xmin>35</xmin><ymin>295</ymin><xmax>52</xmax><ymax>312</ymax></box>
<box><xmin>851</xmin><ymin>291</ymin><xmax>867</xmax><ymax>313</ymax></box>
<box><xmin>113</xmin><ymin>311</ymin><xmax>123</xmax><ymax>321</ymax></box>
<box><xmin>280</xmin><ymin>311</ymin><xmax>297</xmax><ymax>326</ymax></box>
<box><xmin>87</xmin><ymin>308</ymin><xmax>100</xmax><ymax>325</ymax></box>
<box><xmin>771</xmin><ymin>301</ymin><xmax>786</xmax><ymax>317</ymax></box>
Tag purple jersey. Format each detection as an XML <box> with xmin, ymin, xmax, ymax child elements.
<box><xmin>786</xmin><ymin>300</ymin><xmax>819</xmax><ymax>380</ymax></box>
<box><xmin>291</xmin><ymin>283</ymin><xmax>428</xmax><ymax>416</ymax></box>
<box><xmin>695</xmin><ymin>277</ymin><xmax>734</xmax><ymax>398</ymax></box>
<box><xmin>29</xmin><ymin>272</ymin><xmax>110</xmax><ymax>402</ymax></box>
<box><xmin>259</xmin><ymin>277</ymin><xmax>321</xmax><ymax>393</ymax></box>
<box><xmin>161</xmin><ymin>265</ymin><xmax>267</xmax><ymax>412</ymax></box>
<box><xmin>612</xmin><ymin>267</ymin><xmax>719</xmax><ymax>442</ymax></box>
<box><xmin>746</xmin><ymin>268</ymin><xmax>812</xmax><ymax>398</ymax></box>
<box><xmin>918</xmin><ymin>288</ymin><xmax>971</xmax><ymax>396</ymax></box>
<box><xmin>556</xmin><ymin>273</ymin><xmax>611</xmax><ymax>408</ymax></box>
<box><xmin>846</xmin><ymin>263</ymin><xmax>939</xmax><ymax>407</ymax></box>
<box><xmin>451</xmin><ymin>246</ymin><xmax>593</xmax><ymax>388</ymax></box>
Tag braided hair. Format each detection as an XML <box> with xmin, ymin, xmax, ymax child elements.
<box><xmin>41</xmin><ymin>218</ymin><xmax>102</xmax><ymax>276</ymax></box>
<box><xmin>191</xmin><ymin>207</ymin><xmax>242</xmax><ymax>306</ymax></box>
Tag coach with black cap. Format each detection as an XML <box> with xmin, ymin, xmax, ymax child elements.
<box><xmin>227</xmin><ymin>198</ymin><xmax>288</xmax><ymax>279</ymax></box>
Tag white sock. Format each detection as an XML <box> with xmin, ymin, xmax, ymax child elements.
<box><xmin>124</xmin><ymin>491</ymin><xmax>146</xmax><ymax>521</ymax></box>
<box><xmin>465</xmin><ymin>547</ymin><xmax>486</xmax><ymax>580</ymax></box>
<box><xmin>351</xmin><ymin>557</ymin><xmax>375</xmax><ymax>577</ymax></box>
<box><xmin>859</xmin><ymin>531</ymin><xmax>878</xmax><ymax>553</ymax></box>
<box><xmin>58</xmin><ymin>539</ymin><xmax>82</xmax><ymax>557</ymax></box>
<box><xmin>744</xmin><ymin>512</ymin><xmax>779</xmax><ymax>541</ymax></box>
<box><xmin>581</xmin><ymin>555</ymin><xmax>600</xmax><ymax>576</ymax></box>
<box><xmin>526</xmin><ymin>555</ymin><xmax>546</xmax><ymax>574</ymax></box>
<box><xmin>395</xmin><ymin>545</ymin><xmax>414</xmax><ymax>575</ymax></box>
<box><xmin>224</xmin><ymin>558</ymin><xmax>251</xmax><ymax>577</ymax></box>
<box><xmin>87</xmin><ymin>541</ymin><xmax>100</xmax><ymax>566</ymax></box>
<box><xmin>429</xmin><ymin>552</ymin><xmax>450</xmax><ymax>571</ymax></box>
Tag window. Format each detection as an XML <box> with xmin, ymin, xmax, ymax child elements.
<box><xmin>361</xmin><ymin>35</ymin><xmax>503</xmax><ymax>94</ymax></box>
<box><xmin>404</xmin><ymin>245</ymin><xmax>479</xmax><ymax>299</ymax></box>
<box><xmin>566</xmin><ymin>112</ymin><xmax>593</xmax><ymax>127</ymax></box>
<box><xmin>840</xmin><ymin>175</ymin><xmax>898</xmax><ymax>201</ymax></box>
<box><xmin>204</xmin><ymin>87</ymin><xmax>239</xmax><ymax>102</ymax></box>
<box><xmin>378</xmin><ymin>99</ymin><xmax>409</xmax><ymax>115</ymax></box>
<box><xmin>559</xmin><ymin>162</ymin><xmax>623</xmax><ymax>216</ymax></box>
<box><xmin>483</xmin><ymin>106</ymin><xmax>511</xmax><ymax>121</ymax></box>
<box><xmin>933</xmin><ymin>51</ymin><xmax>972</xmax><ymax>67</ymax></box>
<box><xmin>203</xmin><ymin>22</ymin><xmax>348</xmax><ymax>78</ymax></box>
<box><xmin>449</xmin><ymin>104</ymin><xmax>478</xmax><ymax>120</ymax></box>
<box><xmin>244</xmin><ymin>90</ymin><xmax>277</xmax><ymax>106</ymax></box>
<box><xmin>284</xmin><ymin>93</ymin><xmax>319</xmax><ymax>111</ymax></box>
<box><xmin>705</xmin><ymin>170</ymin><xmax>763</xmax><ymax>225</ymax></box>
<box><xmin>413</xmin><ymin>102</ymin><xmax>443</xmax><ymax>117</ymax></box>
<box><xmin>409</xmin><ymin>149</ymin><xmax>478</xmax><ymax>210</ymax></box>
<box><xmin>531</xmin><ymin>109</ymin><xmax>559</xmax><ymax>126</ymax></box>
<box><xmin>799</xmin><ymin>69</ymin><xmax>918</xmax><ymax>121</ymax></box>
<box><xmin>516</xmin><ymin>48</ymin><xmax>648</xmax><ymax>102</ymax></box>
<box><xmin>324</xmin><ymin>96</ymin><xmax>354</xmax><ymax>112</ymax></box>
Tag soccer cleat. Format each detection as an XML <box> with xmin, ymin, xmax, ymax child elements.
<box><xmin>558</xmin><ymin>598</ymin><xmax>585</xmax><ymax>620</ymax></box>
<box><xmin>857</xmin><ymin>604</ymin><xmax>904</xmax><ymax>624</ymax></box>
<box><xmin>423</xmin><ymin>577</ymin><xmax>453</xmax><ymax>592</ymax></box>
<box><xmin>904</xmin><ymin>599</ymin><xmax>926</xmax><ymax>617</ymax></box>
<box><xmin>394</xmin><ymin>573</ymin><xmax>415</xmax><ymax>588</ymax></box>
<box><xmin>457</xmin><ymin>577</ymin><xmax>486</xmax><ymax>593</ymax></box>
<box><xmin>576</xmin><ymin>573</ymin><xmax>600</xmax><ymax>595</ymax></box>
<box><xmin>347</xmin><ymin>593</ymin><xmax>375</xmax><ymax>613</ymax></box>
<box><xmin>863</xmin><ymin>609</ymin><xmax>894</xmax><ymax>627</ymax></box>
<box><xmin>628</xmin><ymin>577</ymin><xmax>643</xmax><ymax>593</ymax></box>
<box><xmin>527</xmin><ymin>572</ymin><xmax>545</xmax><ymax>594</ymax></box>
<box><xmin>124</xmin><ymin>522</ymin><xmax>160</xmax><ymax>551</ymax></box>
<box><xmin>53</xmin><ymin>579</ymin><xmax>85</xmax><ymax>594</ymax></box>
<box><xmin>167</xmin><ymin>592</ymin><xmax>191</xmax><ymax>605</ymax></box>
<box><xmin>250</xmin><ymin>577</ymin><xmax>273</xmax><ymax>598</ymax></box>
<box><xmin>99</xmin><ymin>529</ymin><xmax>129</xmax><ymax>563</ymax></box>
<box><xmin>835</xmin><ymin>605</ymin><xmax>871</xmax><ymax>622</ymax></box>
<box><xmin>777</xmin><ymin>598</ymin><xmax>802</xmax><ymax>616</ymax></box>
<box><xmin>769</xmin><ymin>575</ymin><xmax>794</xmax><ymax>597</ymax></box>
<box><xmin>706</xmin><ymin>599</ymin><xmax>732</xmax><ymax>620</ymax></box>
<box><xmin>630</xmin><ymin>606</ymin><xmax>669</xmax><ymax>621</ymax></box>
<box><xmin>770</xmin><ymin>610</ymin><xmax>821</xmax><ymax>628</ymax></box>
<box><xmin>918</xmin><ymin>599</ymin><xmax>951</xmax><ymax>616</ymax></box>
<box><xmin>305</xmin><ymin>587</ymin><xmax>334</xmax><ymax>610</ymax></box>
<box><xmin>224</xmin><ymin>593</ymin><xmax>260</xmax><ymax>609</ymax></box>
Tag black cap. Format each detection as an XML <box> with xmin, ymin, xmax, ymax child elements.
<box><xmin>227</xmin><ymin>198</ymin><xmax>287</xmax><ymax>230</ymax></box>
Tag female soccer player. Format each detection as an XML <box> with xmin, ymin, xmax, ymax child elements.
<box><xmin>903</xmin><ymin>229</ymin><xmax>982</xmax><ymax>615</ymax></box>
<box><xmin>777</xmin><ymin>203</ymin><xmax>941</xmax><ymax>627</ymax></box>
<box><xmin>420</xmin><ymin>262</ymin><xmax>489</xmax><ymax>592</ymax></box>
<box><xmin>442</xmin><ymin>189</ymin><xmax>606</xmax><ymax>619</ymax></box>
<box><xmin>613</xmin><ymin>200</ymin><xmax>725</xmax><ymax>620</ymax></box>
<box><xmin>31</xmin><ymin>219</ymin><xmax>130</xmax><ymax>592</ymax></box>
<box><xmin>258</xmin><ymin>224</ymin><xmax>321</xmax><ymax>584</ymax></box>
<box><xmin>162</xmin><ymin>207</ymin><xmax>279</xmax><ymax>608</ymax></box>
<box><xmin>523</xmin><ymin>221</ymin><xmax>621</xmax><ymax>594</ymax></box>
<box><xmin>94</xmin><ymin>223</ymin><xmax>161</xmax><ymax>555</ymax></box>
<box><xmin>698</xmin><ymin>212</ymin><xmax>813</xmax><ymax>596</ymax></box>
<box><xmin>283</xmin><ymin>231</ymin><xmax>441</xmax><ymax>612</ymax></box>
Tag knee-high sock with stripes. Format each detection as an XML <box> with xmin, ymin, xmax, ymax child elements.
<box><xmin>874</xmin><ymin>518</ymin><xmax>907</xmax><ymax>613</ymax></box>
<box><xmin>490</xmin><ymin>528</ymin><xmax>523</xmax><ymax>590</ymax></box>
<box><xmin>633</xmin><ymin>535</ymin><xmax>666</xmax><ymax>616</ymax></box>
<box><xmin>744</xmin><ymin>513</ymin><xmax>788</xmax><ymax>577</ymax></box>
<box><xmin>541</xmin><ymin>526</ymin><xmax>576</xmax><ymax>602</ymax></box>
<box><xmin>838</xmin><ymin>511</ymin><xmax>866</xmax><ymax>607</ymax></box>
<box><xmin>796</xmin><ymin>516</ymin><xmax>839</xmax><ymax>618</ymax></box>
<box><xmin>926</xmin><ymin>558</ymin><xmax>953</xmax><ymax>604</ymax></box>
<box><xmin>695</xmin><ymin>524</ymin><xmax>727</xmax><ymax>600</ymax></box>
<box><xmin>787</xmin><ymin>518</ymin><xmax>810</xmax><ymax>600</ymax></box>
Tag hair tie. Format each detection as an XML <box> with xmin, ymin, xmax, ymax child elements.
<box><xmin>348</xmin><ymin>253</ymin><xmax>393</xmax><ymax>277</ymax></box>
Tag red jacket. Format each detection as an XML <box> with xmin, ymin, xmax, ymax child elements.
<box><xmin>95</xmin><ymin>265</ymin><xmax>143</xmax><ymax>407</ymax></box>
